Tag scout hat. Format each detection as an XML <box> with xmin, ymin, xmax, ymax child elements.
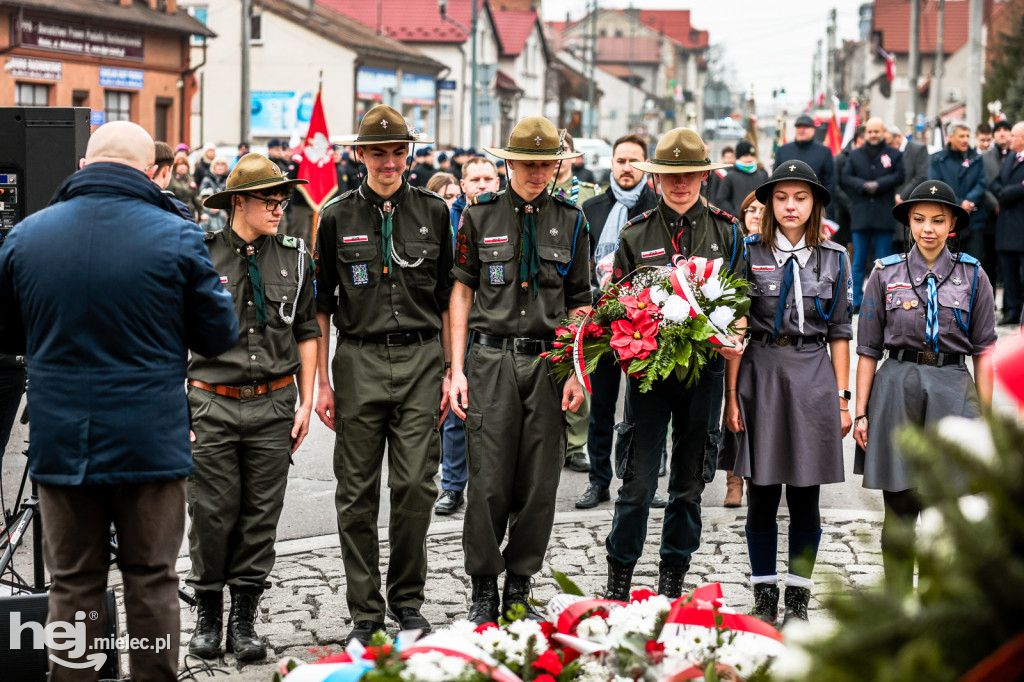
<box><xmin>351</xmin><ymin>104</ymin><xmax>433</xmax><ymax>145</ymax></box>
<box><xmin>483</xmin><ymin>116</ymin><xmax>582</xmax><ymax>161</ymax></box>
<box><xmin>754</xmin><ymin>159</ymin><xmax>831</xmax><ymax>206</ymax></box>
<box><xmin>629</xmin><ymin>128</ymin><xmax>730</xmax><ymax>174</ymax></box>
<box><xmin>892</xmin><ymin>179</ymin><xmax>970</xmax><ymax>227</ymax></box>
<box><xmin>203</xmin><ymin>153</ymin><xmax>308</xmax><ymax>209</ymax></box>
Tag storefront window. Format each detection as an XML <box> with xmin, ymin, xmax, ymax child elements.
<box><xmin>15</xmin><ymin>83</ymin><xmax>49</xmax><ymax>106</ymax></box>
<box><xmin>105</xmin><ymin>91</ymin><xmax>132</xmax><ymax>122</ymax></box>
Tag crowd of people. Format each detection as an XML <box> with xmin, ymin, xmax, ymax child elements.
<box><xmin>0</xmin><ymin>105</ymin><xmax>1017</xmax><ymax>680</ymax></box>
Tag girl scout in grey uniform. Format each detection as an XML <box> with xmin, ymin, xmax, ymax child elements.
<box><xmin>722</xmin><ymin>161</ymin><xmax>853</xmax><ymax>626</ymax></box>
<box><xmin>853</xmin><ymin>180</ymin><xmax>996</xmax><ymax>594</ymax></box>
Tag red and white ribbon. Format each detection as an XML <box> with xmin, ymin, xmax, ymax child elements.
<box><xmin>667</xmin><ymin>256</ymin><xmax>734</xmax><ymax>347</ymax></box>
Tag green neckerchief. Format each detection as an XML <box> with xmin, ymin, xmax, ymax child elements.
<box><xmin>361</xmin><ymin>178</ymin><xmax>407</xmax><ymax>276</ymax></box>
<box><xmin>231</xmin><ymin>231</ymin><xmax>268</xmax><ymax>328</ymax></box>
<box><xmin>507</xmin><ymin>188</ymin><xmax>545</xmax><ymax>298</ymax></box>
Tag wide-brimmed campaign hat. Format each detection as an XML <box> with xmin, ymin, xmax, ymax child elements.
<box><xmin>203</xmin><ymin>153</ymin><xmax>308</xmax><ymax>209</ymax></box>
<box><xmin>754</xmin><ymin>159</ymin><xmax>831</xmax><ymax>206</ymax></box>
<box><xmin>350</xmin><ymin>104</ymin><xmax>433</xmax><ymax>145</ymax></box>
<box><xmin>892</xmin><ymin>179</ymin><xmax>970</xmax><ymax>227</ymax></box>
<box><xmin>629</xmin><ymin>128</ymin><xmax>730</xmax><ymax>174</ymax></box>
<box><xmin>483</xmin><ymin>116</ymin><xmax>582</xmax><ymax>161</ymax></box>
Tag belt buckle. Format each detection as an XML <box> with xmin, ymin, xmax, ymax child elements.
<box><xmin>239</xmin><ymin>385</ymin><xmax>255</xmax><ymax>399</ymax></box>
<box><xmin>385</xmin><ymin>332</ymin><xmax>405</xmax><ymax>347</ymax></box>
<box><xmin>513</xmin><ymin>338</ymin><xmax>534</xmax><ymax>354</ymax></box>
<box><xmin>774</xmin><ymin>335</ymin><xmax>790</xmax><ymax>347</ymax></box>
<box><xmin>919</xmin><ymin>351</ymin><xmax>938</xmax><ymax>366</ymax></box>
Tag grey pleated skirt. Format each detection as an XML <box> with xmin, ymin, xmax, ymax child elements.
<box><xmin>854</xmin><ymin>358</ymin><xmax>979</xmax><ymax>492</ymax></box>
<box><xmin>722</xmin><ymin>340</ymin><xmax>845</xmax><ymax>487</ymax></box>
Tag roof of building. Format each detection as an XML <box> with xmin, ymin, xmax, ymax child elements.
<box><xmin>491</xmin><ymin>9</ymin><xmax>537</xmax><ymax>57</ymax></box>
<box><xmin>259</xmin><ymin>0</ymin><xmax>443</xmax><ymax>69</ymax></box>
<box><xmin>872</xmin><ymin>0</ymin><xmax>969</xmax><ymax>55</ymax></box>
<box><xmin>317</xmin><ymin>0</ymin><xmax>485</xmax><ymax>43</ymax></box>
<box><xmin>0</xmin><ymin>0</ymin><xmax>215</xmax><ymax>36</ymax></box>
<box><xmin>627</xmin><ymin>9</ymin><xmax>708</xmax><ymax>51</ymax></box>
<box><xmin>595</xmin><ymin>36</ymin><xmax>662</xmax><ymax>64</ymax></box>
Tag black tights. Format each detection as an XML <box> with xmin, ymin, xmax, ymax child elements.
<box><xmin>746</xmin><ymin>483</ymin><xmax>821</xmax><ymax>532</ymax></box>
<box><xmin>881</xmin><ymin>489</ymin><xmax>922</xmax><ymax>594</ymax></box>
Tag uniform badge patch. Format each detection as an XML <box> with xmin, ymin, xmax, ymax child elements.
<box><xmin>903</xmin><ymin>300</ymin><xmax>912</xmax><ymax>310</ymax></box>
<box><xmin>952</xmin><ymin>276</ymin><xmax>962</xmax><ymax>285</ymax></box>
<box><xmin>420</xmin><ymin>226</ymin><xmax>429</xmax><ymax>235</ymax></box>
<box><xmin>886</xmin><ymin>282</ymin><xmax>912</xmax><ymax>291</ymax></box>
<box><xmin>751</xmin><ymin>265</ymin><xmax>775</xmax><ymax>272</ymax></box>
<box><xmin>343</xmin><ymin>235</ymin><xmax>369</xmax><ymax>244</ymax></box>
<box><xmin>489</xmin><ymin>263</ymin><xmax>504</xmax><ymax>285</ymax></box>
<box><xmin>484</xmin><ymin>236</ymin><xmax>509</xmax><ymax>244</ymax></box>
<box><xmin>549</xmin><ymin>228</ymin><xmax>559</xmax><ymax>236</ymax></box>
<box><xmin>847</xmin><ymin>276</ymin><xmax>853</xmax><ymax>303</ymax></box>
<box><xmin>886</xmin><ymin>292</ymin><xmax>892</xmax><ymax>305</ymax></box>
<box><xmin>641</xmin><ymin>248</ymin><xmax>666</xmax><ymax>258</ymax></box>
<box><xmin>351</xmin><ymin>263</ymin><xmax>369</xmax><ymax>286</ymax></box>
<box><xmin>220</xmin><ymin>276</ymin><xmax>229</xmax><ymax>284</ymax></box>
<box><xmin>711</xmin><ymin>243</ymin><xmax>719</xmax><ymax>252</ymax></box>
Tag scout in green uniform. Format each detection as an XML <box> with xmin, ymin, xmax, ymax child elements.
<box><xmin>314</xmin><ymin>105</ymin><xmax>454</xmax><ymax>645</ymax></box>
<box><xmin>603</xmin><ymin>128</ymin><xmax>747</xmax><ymax>601</ymax></box>
<box><xmin>449</xmin><ymin>117</ymin><xmax>591</xmax><ymax>624</ymax></box>
<box><xmin>186</xmin><ymin>154</ymin><xmax>321</xmax><ymax>661</ymax></box>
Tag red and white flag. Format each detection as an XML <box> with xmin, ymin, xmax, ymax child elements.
<box><xmin>878</xmin><ymin>47</ymin><xmax>895</xmax><ymax>82</ymax></box>
<box><xmin>297</xmin><ymin>87</ymin><xmax>338</xmax><ymax>215</ymax></box>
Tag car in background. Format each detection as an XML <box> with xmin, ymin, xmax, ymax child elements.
<box><xmin>572</xmin><ymin>137</ymin><xmax>613</xmax><ymax>184</ymax></box>
<box><xmin>703</xmin><ymin>117</ymin><xmax>746</xmax><ymax>140</ymax></box>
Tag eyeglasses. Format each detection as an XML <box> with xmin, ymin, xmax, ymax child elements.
<box><xmin>245</xmin><ymin>194</ymin><xmax>289</xmax><ymax>211</ymax></box>
<box><xmin>743</xmin><ymin>207</ymin><xmax>759</xmax><ymax>214</ymax></box>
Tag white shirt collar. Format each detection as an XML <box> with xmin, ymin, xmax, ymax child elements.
<box><xmin>773</xmin><ymin>232</ymin><xmax>812</xmax><ymax>268</ymax></box>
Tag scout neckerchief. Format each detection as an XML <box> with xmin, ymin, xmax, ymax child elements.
<box><xmin>506</xmin><ymin>189</ymin><xmax>546</xmax><ymax>298</ymax></box>
<box><xmin>658</xmin><ymin>198</ymin><xmax>708</xmax><ymax>258</ymax></box>
<box><xmin>903</xmin><ymin>246</ymin><xmax>956</xmax><ymax>352</ymax></box>
<box><xmin>230</xmin><ymin>231</ymin><xmax>268</xmax><ymax>328</ymax></box>
<box><xmin>359</xmin><ymin>180</ymin><xmax>410</xmax><ymax>276</ymax></box>
<box><xmin>772</xmin><ymin>232</ymin><xmax>812</xmax><ymax>334</ymax></box>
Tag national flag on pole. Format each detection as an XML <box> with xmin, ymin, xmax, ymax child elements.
<box><xmin>296</xmin><ymin>87</ymin><xmax>338</xmax><ymax>214</ymax></box>
<box><xmin>841</xmin><ymin>100</ymin><xmax>858</xmax><ymax>150</ymax></box>
<box><xmin>824</xmin><ymin>97</ymin><xmax>843</xmax><ymax>156</ymax></box>
<box><xmin>878</xmin><ymin>47</ymin><xmax>895</xmax><ymax>82</ymax></box>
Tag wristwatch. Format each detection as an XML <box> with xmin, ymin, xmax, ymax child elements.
<box><xmin>838</xmin><ymin>389</ymin><xmax>851</xmax><ymax>401</ymax></box>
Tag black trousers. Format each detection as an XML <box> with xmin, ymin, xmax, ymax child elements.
<box><xmin>0</xmin><ymin>364</ymin><xmax>25</xmax><ymax>455</ymax></box>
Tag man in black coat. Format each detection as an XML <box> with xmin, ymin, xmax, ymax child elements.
<box><xmin>711</xmin><ymin>140</ymin><xmax>768</xmax><ymax>217</ymax></box>
<box><xmin>842</xmin><ymin>117</ymin><xmax>905</xmax><ymax>311</ymax></box>
<box><xmin>991</xmin><ymin>122</ymin><xmax>1024</xmax><ymax>325</ymax></box>
<box><xmin>833</xmin><ymin>125</ymin><xmax>865</xmax><ymax>250</ymax></box>
<box><xmin>577</xmin><ymin>133</ymin><xmax>659</xmax><ymax>511</ymax></box>
<box><xmin>980</xmin><ymin>120</ymin><xmax>1014</xmax><ymax>280</ymax></box>
<box><xmin>774</xmin><ymin>114</ymin><xmax>836</xmax><ymax>219</ymax></box>
<box><xmin>886</xmin><ymin>126</ymin><xmax>930</xmax><ymax>254</ymax></box>
<box><xmin>408</xmin><ymin>147</ymin><xmax>437</xmax><ymax>187</ymax></box>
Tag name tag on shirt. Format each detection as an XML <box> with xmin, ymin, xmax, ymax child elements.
<box><xmin>484</xmin><ymin>235</ymin><xmax>509</xmax><ymax>244</ymax></box>
<box><xmin>886</xmin><ymin>282</ymin><xmax>912</xmax><ymax>291</ymax></box>
<box><xmin>751</xmin><ymin>264</ymin><xmax>775</xmax><ymax>272</ymax></box>
<box><xmin>219</xmin><ymin>276</ymin><xmax>229</xmax><ymax>284</ymax></box>
<box><xmin>641</xmin><ymin>248</ymin><xmax>666</xmax><ymax>258</ymax></box>
<box><xmin>343</xmin><ymin>235</ymin><xmax>369</xmax><ymax>244</ymax></box>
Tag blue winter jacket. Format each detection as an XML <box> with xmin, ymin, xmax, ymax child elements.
<box><xmin>928</xmin><ymin>145</ymin><xmax>988</xmax><ymax>233</ymax></box>
<box><xmin>0</xmin><ymin>163</ymin><xmax>238</xmax><ymax>485</ymax></box>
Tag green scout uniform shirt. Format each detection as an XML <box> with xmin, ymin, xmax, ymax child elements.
<box><xmin>189</xmin><ymin>230</ymin><xmax>320</xmax><ymax>384</ymax></box>
<box><xmin>612</xmin><ymin>198</ymin><xmax>745</xmax><ymax>283</ymax></box>
<box><xmin>453</xmin><ymin>188</ymin><xmax>591</xmax><ymax>338</ymax></box>
<box><xmin>315</xmin><ymin>179</ymin><xmax>454</xmax><ymax>336</ymax></box>
<box><xmin>551</xmin><ymin>176</ymin><xmax>599</xmax><ymax>206</ymax></box>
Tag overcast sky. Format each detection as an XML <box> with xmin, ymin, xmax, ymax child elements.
<box><xmin>542</xmin><ymin>0</ymin><xmax>871</xmax><ymax>112</ymax></box>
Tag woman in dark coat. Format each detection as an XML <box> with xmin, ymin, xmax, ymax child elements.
<box><xmin>722</xmin><ymin>161</ymin><xmax>853</xmax><ymax>627</ymax></box>
<box><xmin>853</xmin><ymin>179</ymin><xmax>996</xmax><ymax>595</ymax></box>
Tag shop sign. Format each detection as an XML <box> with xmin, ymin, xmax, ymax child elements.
<box><xmin>16</xmin><ymin>15</ymin><xmax>144</xmax><ymax>61</ymax></box>
<box><xmin>5</xmin><ymin>56</ymin><xmax>62</xmax><ymax>81</ymax></box>
<box><xmin>99</xmin><ymin>67</ymin><xmax>144</xmax><ymax>90</ymax></box>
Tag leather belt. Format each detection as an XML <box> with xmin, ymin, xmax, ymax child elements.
<box><xmin>188</xmin><ymin>376</ymin><xmax>293</xmax><ymax>400</ymax></box>
<box><xmin>748</xmin><ymin>331</ymin><xmax>825</xmax><ymax>348</ymax></box>
<box><xmin>887</xmin><ymin>348</ymin><xmax>966</xmax><ymax>368</ymax></box>
<box><xmin>339</xmin><ymin>330</ymin><xmax>436</xmax><ymax>347</ymax></box>
<box><xmin>475</xmin><ymin>332</ymin><xmax>556</xmax><ymax>354</ymax></box>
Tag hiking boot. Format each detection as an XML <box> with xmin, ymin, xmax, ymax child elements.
<box><xmin>782</xmin><ymin>585</ymin><xmax>811</xmax><ymax>626</ymax></box>
<box><xmin>467</xmin><ymin>576</ymin><xmax>500</xmax><ymax>625</ymax></box>
<box><xmin>749</xmin><ymin>583</ymin><xmax>780</xmax><ymax>625</ymax></box>
<box><xmin>604</xmin><ymin>557</ymin><xmax>635</xmax><ymax>601</ymax></box>
<box><xmin>188</xmin><ymin>590</ymin><xmax>223</xmax><ymax>659</ymax></box>
<box><xmin>657</xmin><ymin>561</ymin><xmax>687</xmax><ymax>599</ymax></box>
<box><xmin>226</xmin><ymin>587</ymin><xmax>265</xmax><ymax>662</ymax></box>
<box><xmin>502</xmin><ymin>573</ymin><xmax>544</xmax><ymax>621</ymax></box>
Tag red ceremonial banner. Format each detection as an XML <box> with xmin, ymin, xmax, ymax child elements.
<box><xmin>297</xmin><ymin>88</ymin><xmax>339</xmax><ymax>215</ymax></box>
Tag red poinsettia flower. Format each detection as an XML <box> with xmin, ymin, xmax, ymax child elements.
<box><xmin>534</xmin><ymin>675</ymin><xmax>557</xmax><ymax>682</ymax></box>
<box><xmin>474</xmin><ymin>622</ymin><xmax>498</xmax><ymax>634</ymax></box>
<box><xmin>609</xmin><ymin>313</ymin><xmax>659</xmax><ymax>361</ymax></box>
<box><xmin>645</xmin><ymin>640</ymin><xmax>666</xmax><ymax>664</ymax></box>
<box><xmin>585</xmin><ymin>322</ymin><xmax>604</xmax><ymax>338</ymax></box>
<box><xmin>555</xmin><ymin>323</ymin><xmax>578</xmax><ymax>338</ymax></box>
<box><xmin>620</xmin><ymin>288</ymin><xmax>660</xmax><ymax>320</ymax></box>
<box><xmin>533</xmin><ymin>649</ymin><xmax>564</xmax><ymax>676</ymax></box>
<box><xmin>630</xmin><ymin>588</ymin><xmax>658</xmax><ymax>603</ymax></box>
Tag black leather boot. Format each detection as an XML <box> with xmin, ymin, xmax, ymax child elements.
<box><xmin>467</xmin><ymin>576</ymin><xmax>500</xmax><ymax>625</ymax></box>
<box><xmin>748</xmin><ymin>583</ymin><xmax>780</xmax><ymax>624</ymax></box>
<box><xmin>188</xmin><ymin>590</ymin><xmax>223</xmax><ymax>659</ymax></box>
<box><xmin>226</xmin><ymin>587</ymin><xmax>266</xmax><ymax>662</ymax></box>
<box><xmin>604</xmin><ymin>557</ymin><xmax>635</xmax><ymax>601</ymax></box>
<box><xmin>657</xmin><ymin>561</ymin><xmax>687</xmax><ymax>599</ymax></box>
<box><xmin>782</xmin><ymin>585</ymin><xmax>810</xmax><ymax>626</ymax></box>
<box><xmin>502</xmin><ymin>573</ymin><xmax>544</xmax><ymax>621</ymax></box>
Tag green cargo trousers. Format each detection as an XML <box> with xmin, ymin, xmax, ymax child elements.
<box><xmin>565</xmin><ymin>392</ymin><xmax>591</xmax><ymax>459</ymax></box>
<box><xmin>185</xmin><ymin>382</ymin><xmax>296</xmax><ymax>592</ymax></box>
<box><xmin>462</xmin><ymin>341</ymin><xmax>567</xmax><ymax>577</ymax></box>
<box><xmin>333</xmin><ymin>336</ymin><xmax>443</xmax><ymax>622</ymax></box>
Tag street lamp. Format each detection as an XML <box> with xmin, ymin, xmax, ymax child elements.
<box><xmin>439</xmin><ymin>0</ymin><xmax>478</xmax><ymax>148</ymax></box>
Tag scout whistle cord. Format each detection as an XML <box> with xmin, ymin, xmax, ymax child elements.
<box><xmin>228</xmin><ymin>230</ymin><xmax>269</xmax><ymax>328</ymax></box>
<box><xmin>279</xmin><ymin>239</ymin><xmax>306</xmax><ymax>325</ymax></box>
<box><xmin>358</xmin><ymin>186</ymin><xmax>425</xmax><ymax>275</ymax></box>
<box><xmin>900</xmin><ymin>252</ymin><xmax>976</xmax><ymax>342</ymax></box>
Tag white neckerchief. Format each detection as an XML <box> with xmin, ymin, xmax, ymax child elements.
<box><xmin>773</xmin><ymin>232</ymin><xmax>811</xmax><ymax>333</ymax></box>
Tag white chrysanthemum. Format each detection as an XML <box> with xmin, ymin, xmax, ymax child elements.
<box><xmin>577</xmin><ymin>657</ymin><xmax>612</xmax><ymax>682</ymax></box>
<box><xmin>650</xmin><ymin>286</ymin><xmax>671</xmax><ymax>306</ymax></box>
<box><xmin>661</xmin><ymin>294</ymin><xmax>692</xmax><ymax>322</ymax></box>
<box><xmin>770</xmin><ymin>644</ymin><xmax>813</xmax><ymax>680</ymax></box>
<box><xmin>447</xmin><ymin>619</ymin><xmax>478</xmax><ymax>638</ymax></box>
<box><xmin>400</xmin><ymin>651</ymin><xmax>467</xmax><ymax>682</ymax></box>
<box><xmin>715</xmin><ymin>642</ymin><xmax>761</xmax><ymax>675</ymax></box>
<box><xmin>475</xmin><ymin>627</ymin><xmax>513</xmax><ymax>655</ymax></box>
<box><xmin>708</xmin><ymin>305</ymin><xmax>735</xmax><ymax>331</ymax></box>
<box><xmin>576</xmin><ymin>615</ymin><xmax>610</xmax><ymax>639</ymax></box>
<box><xmin>506</xmin><ymin>618</ymin><xmax>544</xmax><ymax>642</ymax></box>
<box><xmin>958</xmin><ymin>494</ymin><xmax>990</xmax><ymax>522</ymax></box>
<box><xmin>936</xmin><ymin>416</ymin><xmax>996</xmax><ymax>464</ymax></box>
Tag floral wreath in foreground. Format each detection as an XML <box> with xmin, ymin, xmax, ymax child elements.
<box><xmin>542</xmin><ymin>255</ymin><xmax>751</xmax><ymax>392</ymax></box>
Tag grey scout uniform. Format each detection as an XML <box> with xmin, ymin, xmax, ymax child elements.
<box><xmin>187</xmin><ymin>230</ymin><xmax>320</xmax><ymax>593</ymax></box>
<box><xmin>723</xmin><ymin>235</ymin><xmax>853</xmax><ymax>487</ymax></box>
<box><xmin>604</xmin><ymin>199</ymin><xmax>744</xmax><ymax>569</ymax></box>
<box><xmin>855</xmin><ymin>246</ymin><xmax>996</xmax><ymax>491</ymax></box>
<box><xmin>453</xmin><ymin>188</ymin><xmax>591</xmax><ymax>577</ymax></box>
<box><xmin>315</xmin><ymin>179</ymin><xmax>453</xmax><ymax>622</ymax></box>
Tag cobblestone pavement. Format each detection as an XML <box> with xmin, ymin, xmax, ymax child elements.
<box><xmin>104</xmin><ymin>506</ymin><xmax>883</xmax><ymax>680</ymax></box>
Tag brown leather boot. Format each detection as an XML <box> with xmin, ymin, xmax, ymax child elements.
<box><xmin>724</xmin><ymin>471</ymin><xmax>744</xmax><ymax>508</ymax></box>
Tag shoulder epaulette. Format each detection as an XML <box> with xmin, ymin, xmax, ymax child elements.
<box><xmin>276</xmin><ymin>234</ymin><xmax>301</xmax><ymax>249</ymax></box>
<box><xmin>469</xmin><ymin>191</ymin><xmax>499</xmax><ymax>207</ymax></box>
<box><xmin>957</xmin><ymin>252</ymin><xmax>980</xmax><ymax>266</ymax></box>
<box><xmin>818</xmin><ymin>238</ymin><xmax>847</xmax><ymax>253</ymax></box>
<box><xmin>410</xmin><ymin>185</ymin><xmax>445</xmax><ymax>202</ymax></box>
<box><xmin>320</xmin><ymin>188</ymin><xmax>357</xmax><ymax>213</ymax></box>
<box><xmin>623</xmin><ymin>209</ymin><xmax>656</xmax><ymax>229</ymax></box>
<box><xmin>203</xmin><ymin>229</ymin><xmax>220</xmax><ymax>242</ymax></box>
<box><xmin>707</xmin><ymin>204</ymin><xmax>737</xmax><ymax>225</ymax></box>
<box><xmin>874</xmin><ymin>253</ymin><xmax>906</xmax><ymax>269</ymax></box>
<box><xmin>552</xmin><ymin>191</ymin><xmax>585</xmax><ymax>210</ymax></box>
<box><xmin>580</xmin><ymin>181</ymin><xmax>599</xmax><ymax>190</ymax></box>
<box><xmin>743</xmin><ymin>233</ymin><xmax>761</xmax><ymax>244</ymax></box>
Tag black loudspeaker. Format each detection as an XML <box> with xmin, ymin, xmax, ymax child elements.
<box><xmin>0</xmin><ymin>590</ymin><xmax>120</xmax><ymax>681</ymax></box>
<box><xmin>0</xmin><ymin>107</ymin><xmax>90</xmax><ymax>237</ymax></box>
